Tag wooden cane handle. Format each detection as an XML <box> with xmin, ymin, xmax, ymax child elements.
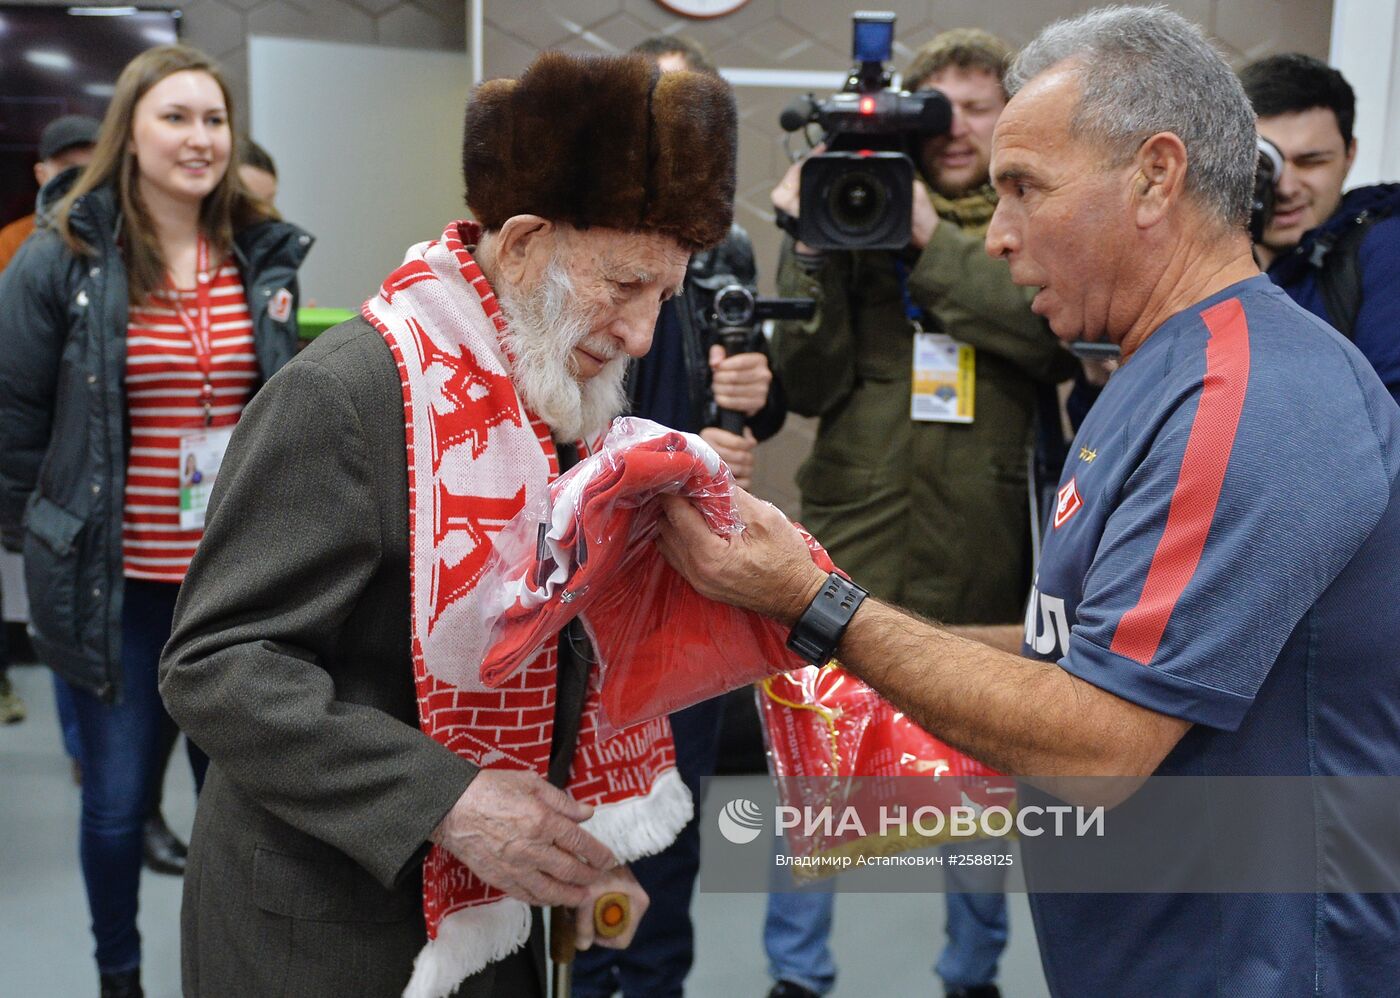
<box><xmin>549</xmin><ymin>905</ymin><xmax>577</xmax><ymax>965</ymax></box>
<box><xmin>593</xmin><ymin>892</ymin><xmax>630</xmax><ymax>940</ymax></box>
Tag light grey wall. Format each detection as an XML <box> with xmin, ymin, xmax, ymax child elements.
<box><xmin>248</xmin><ymin>36</ymin><xmax>472</xmax><ymax>307</ymax></box>
<box><xmin>1331</xmin><ymin>0</ymin><xmax>1400</xmax><ymax>186</ymax></box>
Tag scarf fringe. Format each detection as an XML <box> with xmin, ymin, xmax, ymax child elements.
<box><xmin>402</xmin><ymin>898</ymin><xmax>531</xmax><ymax>998</ymax></box>
<box><xmin>584</xmin><ymin>767</ymin><xmax>694</xmax><ymax>863</ymax></box>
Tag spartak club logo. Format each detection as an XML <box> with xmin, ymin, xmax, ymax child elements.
<box><xmin>1054</xmin><ymin>477</ymin><xmax>1084</xmax><ymax>529</ymax></box>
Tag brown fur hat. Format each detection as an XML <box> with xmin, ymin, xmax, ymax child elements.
<box><xmin>462</xmin><ymin>51</ymin><xmax>737</xmax><ymax>251</ymax></box>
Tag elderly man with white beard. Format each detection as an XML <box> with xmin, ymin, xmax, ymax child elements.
<box><xmin>158</xmin><ymin>52</ymin><xmax>736</xmax><ymax>998</ymax></box>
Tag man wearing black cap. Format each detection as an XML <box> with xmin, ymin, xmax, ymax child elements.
<box><xmin>160</xmin><ymin>51</ymin><xmax>738</xmax><ymax>998</ymax></box>
<box><xmin>0</xmin><ymin>114</ymin><xmax>100</xmax><ymax>273</ymax></box>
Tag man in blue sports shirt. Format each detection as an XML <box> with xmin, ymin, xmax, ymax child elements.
<box><xmin>655</xmin><ymin>6</ymin><xmax>1400</xmax><ymax>995</ymax></box>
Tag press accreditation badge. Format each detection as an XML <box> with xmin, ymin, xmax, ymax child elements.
<box><xmin>912</xmin><ymin>331</ymin><xmax>975</xmax><ymax>423</ymax></box>
<box><xmin>177</xmin><ymin>426</ymin><xmax>233</xmax><ymax>530</ymax></box>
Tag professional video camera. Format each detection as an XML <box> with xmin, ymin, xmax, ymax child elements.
<box><xmin>1250</xmin><ymin>135</ymin><xmax>1284</xmax><ymax>243</ymax></box>
<box><xmin>689</xmin><ymin>272</ymin><xmax>815</xmax><ymax>433</ymax></box>
<box><xmin>778</xmin><ymin>11</ymin><xmax>952</xmax><ymax>251</ymax></box>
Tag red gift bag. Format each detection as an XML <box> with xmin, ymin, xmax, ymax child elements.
<box><xmin>760</xmin><ymin>663</ymin><xmax>1016</xmax><ymax>879</ymax></box>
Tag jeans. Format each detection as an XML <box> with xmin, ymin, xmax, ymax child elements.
<box><xmin>69</xmin><ymin>578</ymin><xmax>207</xmax><ymax>973</ymax></box>
<box><xmin>764</xmin><ymin>844</ymin><xmax>837</xmax><ymax>994</ymax></box>
<box><xmin>764</xmin><ymin>839</ymin><xmax>1009</xmax><ymax>994</ymax></box>
<box><xmin>935</xmin><ymin>841</ymin><xmax>1010</xmax><ymax>990</ymax></box>
<box><xmin>54</xmin><ymin>673</ymin><xmax>83</xmax><ymax>761</ymax></box>
<box><xmin>572</xmin><ymin>696</ymin><xmax>726</xmax><ymax>998</ymax></box>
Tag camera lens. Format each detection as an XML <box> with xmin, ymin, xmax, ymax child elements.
<box><xmin>827</xmin><ymin>170</ymin><xmax>889</xmax><ymax>235</ymax></box>
<box><xmin>713</xmin><ymin>285</ymin><xmax>755</xmax><ymax>326</ymax></box>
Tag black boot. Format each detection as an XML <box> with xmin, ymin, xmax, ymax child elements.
<box><xmin>767</xmin><ymin>983</ymin><xmax>821</xmax><ymax>998</ymax></box>
<box><xmin>946</xmin><ymin>986</ymin><xmax>1001</xmax><ymax>998</ymax></box>
<box><xmin>100</xmin><ymin>969</ymin><xmax>144</xmax><ymax>998</ymax></box>
<box><xmin>142</xmin><ymin>811</ymin><xmax>188</xmax><ymax>875</ymax></box>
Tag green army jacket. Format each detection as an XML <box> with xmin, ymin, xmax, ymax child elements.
<box><xmin>773</xmin><ymin>190</ymin><xmax>1077</xmax><ymax>625</ymax></box>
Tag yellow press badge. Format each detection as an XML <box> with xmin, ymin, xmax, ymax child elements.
<box><xmin>177</xmin><ymin>426</ymin><xmax>233</xmax><ymax>530</ymax></box>
<box><xmin>912</xmin><ymin>331</ymin><xmax>975</xmax><ymax>423</ymax></box>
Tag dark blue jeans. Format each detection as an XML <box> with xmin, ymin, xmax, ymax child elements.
<box><xmin>572</xmin><ymin>696</ymin><xmax>726</xmax><ymax>998</ymax></box>
<box><xmin>764</xmin><ymin>839</ymin><xmax>1009</xmax><ymax>993</ymax></box>
<box><xmin>54</xmin><ymin>672</ymin><xmax>83</xmax><ymax>761</ymax></box>
<box><xmin>69</xmin><ymin>578</ymin><xmax>207</xmax><ymax>973</ymax></box>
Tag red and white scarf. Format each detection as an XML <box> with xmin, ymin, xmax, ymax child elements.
<box><xmin>361</xmin><ymin>221</ymin><xmax>690</xmax><ymax>998</ymax></box>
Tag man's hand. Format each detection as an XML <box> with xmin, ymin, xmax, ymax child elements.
<box><xmin>910</xmin><ymin>180</ymin><xmax>940</xmax><ymax>249</ymax></box>
<box><xmin>699</xmin><ymin>426</ymin><xmax>757</xmax><ymax>489</ymax></box>
<box><xmin>708</xmin><ymin>344</ymin><xmax>772</xmax><ymax>416</ymax></box>
<box><xmin>770</xmin><ymin>151</ymin><xmax>806</xmax><ymax>218</ymax></box>
<box><xmin>574</xmin><ymin>865</ymin><xmax>650</xmax><ymax>951</ymax></box>
<box><xmin>657</xmin><ymin>488</ymin><xmax>826</xmax><ymax>624</ymax></box>
<box><xmin>771</xmin><ymin>144</ymin><xmax>825</xmax><ymax>255</ymax></box>
<box><xmin>432</xmin><ymin>770</ymin><xmax>616</xmax><ymax>907</ymax></box>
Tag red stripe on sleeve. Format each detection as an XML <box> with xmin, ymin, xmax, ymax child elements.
<box><xmin>1108</xmin><ymin>297</ymin><xmax>1251</xmax><ymax>666</ymax></box>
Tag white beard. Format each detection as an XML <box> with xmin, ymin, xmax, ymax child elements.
<box><xmin>497</xmin><ymin>260</ymin><xmax>628</xmax><ymax>444</ymax></box>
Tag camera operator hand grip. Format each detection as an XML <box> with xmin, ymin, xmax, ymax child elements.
<box><xmin>708</xmin><ymin>284</ymin><xmax>815</xmax><ymax>435</ymax></box>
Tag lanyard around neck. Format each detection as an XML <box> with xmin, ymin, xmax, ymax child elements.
<box><xmin>167</xmin><ymin>235</ymin><xmax>217</xmax><ymax>424</ymax></box>
<box><xmin>892</xmin><ymin>256</ymin><xmax>925</xmax><ymax>332</ymax></box>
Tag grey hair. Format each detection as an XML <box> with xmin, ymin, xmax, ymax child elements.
<box><xmin>1006</xmin><ymin>4</ymin><xmax>1257</xmax><ymax>229</ymax></box>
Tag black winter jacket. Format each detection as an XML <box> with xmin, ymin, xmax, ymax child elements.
<box><xmin>0</xmin><ymin>183</ymin><xmax>313</xmax><ymax>700</ymax></box>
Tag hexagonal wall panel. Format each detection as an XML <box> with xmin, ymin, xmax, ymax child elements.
<box><xmin>620</xmin><ymin>0</ymin><xmax>692</xmax><ymax>32</ymax></box>
<box><xmin>1215</xmin><ymin>0</ymin><xmax>1333</xmax><ymax>61</ymax></box>
<box><xmin>489</xmin><ymin>0</ymin><xmax>579</xmax><ymax>49</ymax></box>
<box><xmin>181</xmin><ymin>0</ymin><xmax>248</xmax><ymax>61</ymax></box>
<box><xmin>348</xmin><ymin>0</ymin><xmax>402</xmax><ymax>15</ymax></box>
<box><xmin>551</xmin><ymin>0</ymin><xmax>628</xmax><ymax>32</ymax></box>
<box><xmin>482</xmin><ymin>26</ymin><xmax>546</xmax><ymax>78</ymax></box>
<box><xmin>377</xmin><ymin>2</ymin><xmax>459</xmax><ymax>48</ymax></box>
<box><xmin>245</xmin><ymin>0</ymin><xmax>375</xmax><ymax>45</ymax></box>
<box><xmin>710</xmin><ymin>17</ymin><xmax>812</xmax><ymax>64</ymax></box>
<box><xmin>587</xmin><ymin>11</ymin><xmax>679</xmax><ymax>53</ymax></box>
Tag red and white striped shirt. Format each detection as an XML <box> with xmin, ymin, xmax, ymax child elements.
<box><xmin>123</xmin><ymin>263</ymin><xmax>257</xmax><ymax>581</ymax></box>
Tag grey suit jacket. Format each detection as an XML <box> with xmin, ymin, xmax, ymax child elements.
<box><xmin>160</xmin><ymin>318</ymin><xmax>551</xmax><ymax>997</ymax></box>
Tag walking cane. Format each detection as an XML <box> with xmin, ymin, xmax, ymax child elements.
<box><xmin>550</xmin><ymin>892</ymin><xmax>631</xmax><ymax>998</ymax></box>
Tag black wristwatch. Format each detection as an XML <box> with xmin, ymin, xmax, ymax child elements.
<box><xmin>786</xmin><ymin>573</ymin><xmax>868</xmax><ymax>666</ymax></box>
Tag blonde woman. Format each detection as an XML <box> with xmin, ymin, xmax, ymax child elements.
<box><xmin>0</xmin><ymin>45</ymin><xmax>311</xmax><ymax>997</ymax></box>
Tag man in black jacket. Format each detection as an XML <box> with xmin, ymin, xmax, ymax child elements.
<box><xmin>571</xmin><ymin>35</ymin><xmax>786</xmax><ymax>998</ymax></box>
<box><xmin>1241</xmin><ymin>54</ymin><xmax>1400</xmax><ymax>404</ymax></box>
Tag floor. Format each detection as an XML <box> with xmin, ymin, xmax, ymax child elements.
<box><xmin>0</xmin><ymin>662</ymin><xmax>1051</xmax><ymax>998</ymax></box>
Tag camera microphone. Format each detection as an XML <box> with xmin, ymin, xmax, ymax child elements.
<box><xmin>780</xmin><ymin>95</ymin><xmax>819</xmax><ymax>133</ymax></box>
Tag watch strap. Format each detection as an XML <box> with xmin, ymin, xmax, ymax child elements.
<box><xmin>786</xmin><ymin>572</ymin><xmax>868</xmax><ymax>666</ymax></box>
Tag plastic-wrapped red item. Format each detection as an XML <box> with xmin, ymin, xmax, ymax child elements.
<box><xmin>478</xmin><ymin>417</ymin><xmax>837</xmax><ymax>735</ymax></box>
<box><xmin>759</xmin><ymin>663</ymin><xmax>1016</xmax><ymax>879</ymax></box>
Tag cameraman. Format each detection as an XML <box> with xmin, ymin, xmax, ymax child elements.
<box><xmin>765</xmin><ymin>29</ymin><xmax>1073</xmax><ymax>998</ymax></box>
<box><xmin>1241</xmin><ymin>54</ymin><xmax>1400</xmax><ymax>405</ymax></box>
<box><xmin>570</xmin><ymin>35</ymin><xmax>785</xmax><ymax>998</ymax></box>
